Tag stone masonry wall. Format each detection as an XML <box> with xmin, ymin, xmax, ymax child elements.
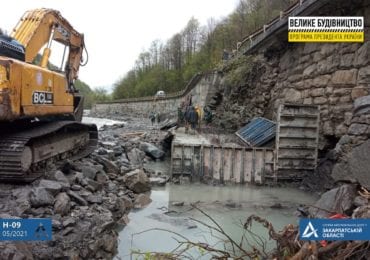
<box><xmin>330</xmin><ymin>95</ymin><xmax>370</xmax><ymax>188</ymax></box>
<box><xmin>273</xmin><ymin>41</ymin><xmax>369</xmax><ymax>137</ymax></box>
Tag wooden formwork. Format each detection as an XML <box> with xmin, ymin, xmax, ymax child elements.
<box><xmin>171</xmin><ymin>143</ymin><xmax>274</xmax><ymax>184</ymax></box>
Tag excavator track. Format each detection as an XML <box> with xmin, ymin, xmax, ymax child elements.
<box><xmin>0</xmin><ymin>121</ymin><xmax>97</xmax><ymax>182</ymax></box>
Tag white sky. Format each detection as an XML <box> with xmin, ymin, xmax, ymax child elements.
<box><xmin>1</xmin><ymin>0</ymin><xmax>238</xmax><ymax>91</ymax></box>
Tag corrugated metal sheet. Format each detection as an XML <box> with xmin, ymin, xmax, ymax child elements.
<box><xmin>236</xmin><ymin>117</ymin><xmax>276</xmax><ymax>147</ymax></box>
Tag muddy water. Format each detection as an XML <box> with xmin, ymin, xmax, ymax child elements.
<box><xmin>116</xmin><ymin>160</ymin><xmax>318</xmax><ymax>259</ymax></box>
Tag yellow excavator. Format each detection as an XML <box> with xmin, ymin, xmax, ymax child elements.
<box><xmin>0</xmin><ymin>9</ymin><xmax>97</xmax><ymax>181</ymax></box>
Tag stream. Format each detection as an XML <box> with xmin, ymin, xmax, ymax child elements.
<box><xmin>82</xmin><ymin>116</ymin><xmax>126</xmax><ymax>130</ymax></box>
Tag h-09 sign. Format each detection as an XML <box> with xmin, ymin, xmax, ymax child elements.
<box><xmin>32</xmin><ymin>91</ymin><xmax>53</xmax><ymax>104</ymax></box>
<box><xmin>0</xmin><ymin>218</ymin><xmax>52</xmax><ymax>241</ymax></box>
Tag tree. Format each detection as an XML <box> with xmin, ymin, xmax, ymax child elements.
<box><xmin>93</xmin><ymin>87</ymin><xmax>111</xmax><ymax>103</ymax></box>
<box><xmin>74</xmin><ymin>79</ymin><xmax>94</xmax><ymax>108</ymax></box>
<box><xmin>169</xmin><ymin>33</ymin><xmax>183</xmax><ymax>71</ymax></box>
<box><xmin>112</xmin><ymin>0</ymin><xmax>294</xmax><ymax>100</ymax></box>
<box><xmin>182</xmin><ymin>17</ymin><xmax>200</xmax><ymax>63</ymax></box>
<box><xmin>149</xmin><ymin>39</ymin><xmax>161</xmax><ymax>66</ymax></box>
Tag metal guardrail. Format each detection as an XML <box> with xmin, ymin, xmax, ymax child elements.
<box><xmin>238</xmin><ymin>0</ymin><xmax>327</xmax><ymax>55</ymax></box>
<box><xmin>98</xmin><ymin>73</ymin><xmax>204</xmax><ymax>104</ymax></box>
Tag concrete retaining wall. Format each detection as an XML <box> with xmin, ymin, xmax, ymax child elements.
<box><xmin>92</xmin><ymin>72</ymin><xmax>222</xmax><ymax>117</ymax></box>
<box><xmin>171</xmin><ymin>143</ymin><xmax>274</xmax><ymax>184</ymax></box>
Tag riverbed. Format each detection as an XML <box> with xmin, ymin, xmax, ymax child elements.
<box><xmin>116</xmin><ymin>160</ymin><xmax>318</xmax><ymax>259</ymax></box>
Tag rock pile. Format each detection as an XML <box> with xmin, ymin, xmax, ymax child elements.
<box><xmin>0</xmin><ymin>123</ymin><xmax>168</xmax><ymax>259</ymax></box>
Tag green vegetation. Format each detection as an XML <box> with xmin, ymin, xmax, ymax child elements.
<box><xmin>113</xmin><ymin>0</ymin><xmax>296</xmax><ymax>99</ymax></box>
<box><xmin>74</xmin><ymin>80</ymin><xmax>94</xmax><ymax>108</ymax></box>
<box><xmin>75</xmin><ymin>80</ymin><xmax>111</xmax><ymax>108</ymax></box>
<box><xmin>222</xmin><ymin>54</ymin><xmax>254</xmax><ymax>87</ymax></box>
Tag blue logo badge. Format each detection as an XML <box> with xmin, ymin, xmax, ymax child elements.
<box><xmin>299</xmin><ymin>218</ymin><xmax>370</xmax><ymax>241</ymax></box>
<box><xmin>301</xmin><ymin>221</ymin><xmax>319</xmax><ymax>238</ymax></box>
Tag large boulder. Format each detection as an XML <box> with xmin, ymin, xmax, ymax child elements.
<box><xmin>308</xmin><ymin>184</ymin><xmax>357</xmax><ymax>218</ymax></box>
<box><xmin>149</xmin><ymin>176</ymin><xmax>168</xmax><ymax>186</ymax></box>
<box><xmin>123</xmin><ymin>169</ymin><xmax>151</xmax><ymax>193</ymax></box>
<box><xmin>80</xmin><ymin>165</ymin><xmax>98</xmax><ymax>180</ymax></box>
<box><xmin>134</xmin><ymin>193</ymin><xmax>152</xmax><ymax>208</ymax></box>
<box><xmin>121</xmin><ymin>196</ymin><xmax>133</xmax><ymax>211</ymax></box>
<box><xmin>111</xmin><ymin>197</ymin><xmax>127</xmax><ymax>218</ymax></box>
<box><xmin>38</xmin><ymin>180</ymin><xmax>62</xmax><ymax>195</ymax></box>
<box><xmin>67</xmin><ymin>190</ymin><xmax>88</xmax><ymax>206</ymax></box>
<box><xmin>102</xmin><ymin>233</ymin><xmax>118</xmax><ymax>253</ymax></box>
<box><xmin>126</xmin><ymin>148</ymin><xmax>145</xmax><ymax>166</ymax></box>
<box><xmin>12</xmin><ymin>187</ymin><xmax>31</xmax><ymax>201</ymax></box>
<box><xmin>51</xmin><ymin>170</ymin><xmax>71</xmax><ymax>186</ymax></box>
<box><xmin>54</xmin><ymin>192</ymin><xmax>71</xmax><ymax>216</ymax></box>
<box><xmin>94</xmin><ymin>156</ymin><xmax>120</xmax><ymax>174</ymax></box>
<box><xmin>29</xmin><ymin>187</ymin><xmax>55</xmax><ymax>207</ymax></box>
<box><xmin>85</xmin><ymin>178</ymin><xmax>102</xmax><ymax>192</ymax></box>
<box><xmin>96</xmin><ymin>172</ymin><xmax>109</xmax><ymax>184</ymax></box>
<box><xmin>86</xmin><ymin>194</ymin><xmax>103</xmax><ymax>204</ymax></box>
<box><xmin>332</xmin><ymin>139</ymin><xmax>370</xmax><ymax>188</ymax></box>
<box><xmin>139</xmin><ymin>142</ymin><xmax>165</xmax><ymax>159</ymax></box>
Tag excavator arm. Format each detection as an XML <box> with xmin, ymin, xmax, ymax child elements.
<box><xmin>10</xmin><ymin>8</ymin><xmax>85</xmax><ymax>90</ymax></box>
